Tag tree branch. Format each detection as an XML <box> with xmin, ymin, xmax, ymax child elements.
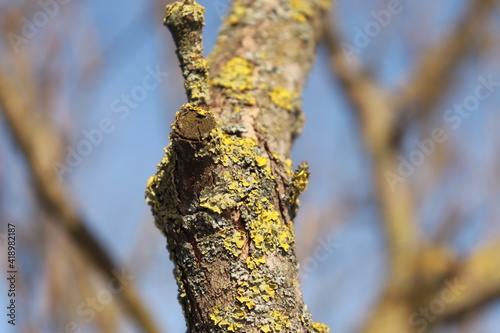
<box><xmin>147</xmin><ymin>0</ymin><xmax>332</xmax><ymax>332</ymax></box>
<box><xmin>323</xmin><ymin>19</ymin><xmax>421</xmax><ymax>297</ymax></box>
<box><xmin>164</xmin><ymin>0</ymin><xmax>209</xmax><ymax>106</ymax></box>
<box><xmin>394</xmin><ymin>0</ymin><xmax>499</xmax><ymax>118</ymax></box>
<box><xmin>323</xmin><ymin>3</ymin><xmax>500</xmax><ymax>332</ymax></box>
<box><xmin>439</xmin><ymin>242</ymin><xmax>500</xmax><ymax>321</ymax></box>
<box><xmin>0</xmin><ymin>70</ymin><xmax>161</xmax><ymax>333</ymax></box>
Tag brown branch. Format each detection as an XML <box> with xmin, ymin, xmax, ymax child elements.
<box><xmin>0</xmin><ymin>70</ymin><xmax>161</xmax><ymax>333</ymax></box>
<box><xmin>146</xmin><ymin>0</ymin><xmax>333</xmax><ymax>332</ymax></box>
<box><xmin>322</xmin><ymin>21</ymin><xmax>395</xmax><ymax>151</ymax></box>
<box><xmin>324</xmin><ymin>3</ymin><xmax>500</xmax><ymax>332</ymax></box>
<box><xmin>394</xmin><ymin>0</ymin><xmax>499</xmax><ymax>117</ymax></box>
<box><xmin>323</xmin><ymin>19</ymin><xmax>421</xmax><ymax>297</ymax></box>
<box><xmin>439</xmin><ymin>242</ymin><xmax>500</xmax><ymax>322</ymax></box>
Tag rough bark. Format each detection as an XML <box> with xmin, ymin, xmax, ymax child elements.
<box><xmin>323</xmin><ymin>0</ymin><xmax>500</xmax><ymax>331</ymax></box>
<box><xmin>146</xmin><ymin>0</ymin><xmax>330</xmax><ymax>332</ymax></box>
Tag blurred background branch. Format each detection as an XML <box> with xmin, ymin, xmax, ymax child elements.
<box><xmin>0</xmin><ymin>33</ymin><xmax>161</xmax><ymax>333</ymax></box>
<box><xmin>323</xmin><ymin>0</ymin><xmax>500</xmax><ymax>332</ymax></box>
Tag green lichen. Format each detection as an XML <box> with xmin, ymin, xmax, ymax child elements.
<box><xmin>212</xmin><ymin>57</ymin><xmax>254</xmax><ymax>91</ymax></box>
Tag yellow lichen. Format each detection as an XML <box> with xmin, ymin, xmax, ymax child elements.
<box><xmin>290</xmin><ymin>0</ymin><xmax>314</xmax><ymax>23</ymax></box>
<box><xmin>145</xmin><ymin>147</ymin><xmax>181</xmax><ymax>222</ymax></box>
<box><xmin>226</xmin><ymin>5</ymin><xmax>246</xmax><ymax>25</ymax></box>
<box><xmin>197</xmin><ymin>127</ymin><xmax>294</xmax><ymax>259</ymax></box>
<box><xmin>291</xmin><ymin>162</ymin><xmax>310</xmax><ymax>206</ymax></box>
<box><xmin>146</xmin><ymin>176</ymin><xmax>155</xmax><ymax>189</ymax></box>
<box><xmin>246</xmin><ymin>190</ymin><xmax>294</xmax><ymax>253</ymax></box>
<box><xmin>195</xmin><ymin>108</ymin><xmax>208</xmax><ymax>116</ymax></box>
<box><xmin>164</xmin><ymin>1</ymin><xmax>209</xmax><ymax>105</ymax></box>
<box><xmin>235</xmin><ymin>295</ymin><xmax>255</xmax><ymax>310</ymax></box>
<box><xmin>164</xmin><ymin>1</ymin><xmax>205</xmax><ymax>25</ymax></box>
<box><xmin>271</xmin><ymin>154</ymin><xmax>294</xmax><ymax>177</ymax></box>
<box><xmin>228</xmin><ymin>91</ymin><xmax>256</xmax><ymax>105</ymax></box>
<box><xmin>256</xmin><ymin>156</ymin><xmax>268</xmax><ymax>167</ymax></box>
<box><xmin>259</xmin><ymin>310</ymin><xmax>291</xmax><ymax>332</ymax></box>
<box><xmin>200</xmin><ymin>192</ymin><xmax>238</xmax><ymax>214</ymax></box>
<box><xmin>293</xmin><ymin>168</ymin><xmax>309</xmax><ymax>195</ymax></box>
<box><xmin>269</xmin><ymin>86</ymin><xmax>295</xmax><ymax>111</ymax></box>
<box><xmin>175</xmin><ymin>275</ymin><xmax>187</xmax><ymax>299</ymax></box>
<box><xmin>212</xmin><ymin>57</ymin><xmax>254</xmax><ymax>91</ymax></box>
<box><xmin>241</xmin><ymin>93</ymin><xmax>256</xmax><ymax>105</ymax></box>
<box><xmin>223</xmin><ymin>229</ymin><xmax>246</xmax><ymax>257</ymax></box>
<box><xmin>319</xmin><ymin>0</ymin><xmax>332</xmax><ymax>10</ymax></box>
<box><xmin>245</xmin><ymin>255</ymin><xmax>266</xmax><ymax>269</ymax></box>
<box><xmin>311</xmin><ymin>322</ymin><xmax>331</xmax><ymax>333</ymax></box>
<box><xmin>236</xmin><ymin>271</ymin><xmax>278</xmax><ymax>310</ymax></box>
<box><xmin>210</xmin><ymin>305</ymin><xmax>246</xmax><ymax>331</ymax></box>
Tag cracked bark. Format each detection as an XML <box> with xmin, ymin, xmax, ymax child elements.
<box><xmin>146</xmin><ymin>0</ymin><xmax>331</xmax><ymax>332</ymax></box>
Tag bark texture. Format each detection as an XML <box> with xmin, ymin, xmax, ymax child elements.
<box><xmin>146</xmin><ymin>0</ymin><xmax>330</xmax><ymax>332</ymax></box>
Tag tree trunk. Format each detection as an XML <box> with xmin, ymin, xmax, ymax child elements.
<box><xmin>146</xmin><ymin>1</ymin><xmax>331</xmax><ymax>332</ymax></box>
